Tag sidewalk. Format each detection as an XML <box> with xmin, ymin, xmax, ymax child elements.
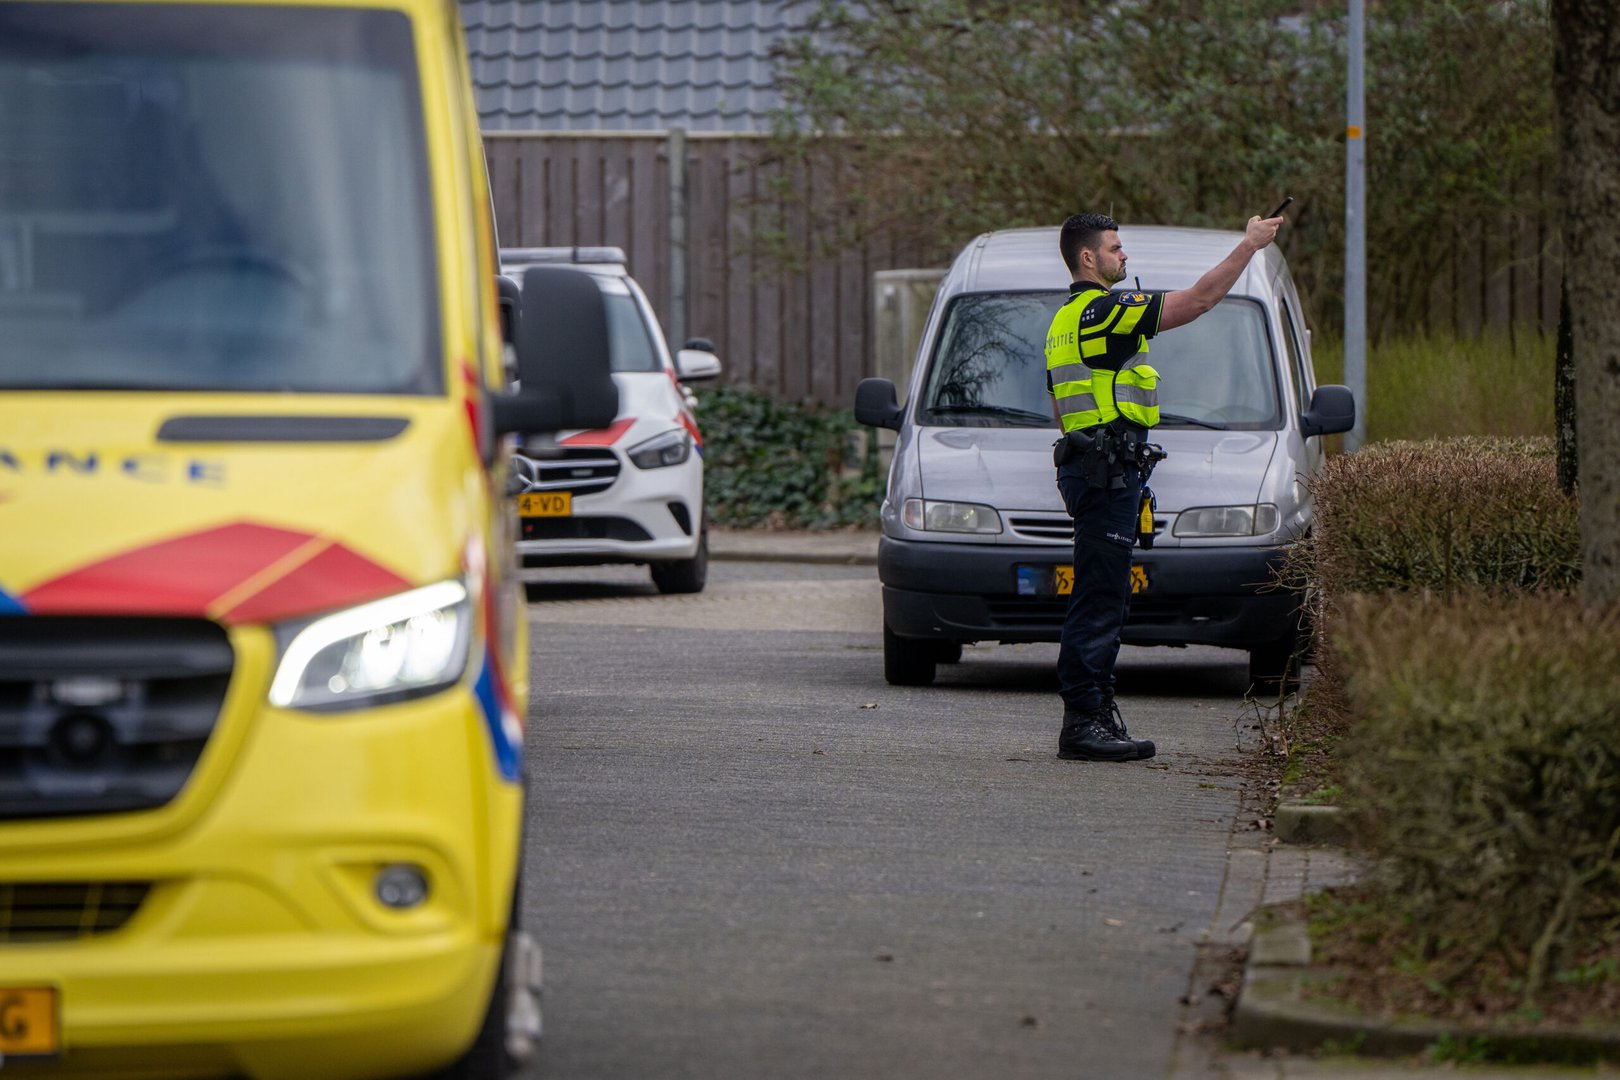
<box><xmin>711</xmin><ymin>527</ymin><xmax>1615</xmax><ymax>1077</ymax></box>
<box><xmin>709</xmin><ymin>526</ymin><xmax>878</xmax><ymax>566</ymax></box>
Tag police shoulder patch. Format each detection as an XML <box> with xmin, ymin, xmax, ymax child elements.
<box><xmin>1116</xmin><ymin>291</ymin><xmax>1152</xmax><ymax>307</ymax></box>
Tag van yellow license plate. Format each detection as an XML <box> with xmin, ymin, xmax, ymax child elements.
<box><xmin>518</xmin><ymin>492</ymin><xmax>571</xmax><ymax>517</ymax></box>
<box><xmin>0</xmin><ymin>987</ymin><xmax>60</xmax><ymax>1058</ymax></box>
<box><xmin>1050</xmin><ymin>565</ymin><xmax>1150</xmax><ymax>596</ymax></box>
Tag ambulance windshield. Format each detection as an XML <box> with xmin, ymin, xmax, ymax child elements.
<box><xmin>921</xmin><ymin>293</ymin><xmax>1282</xmax><ymax>431</ymax></box>
<box><xmin>0</xmin><ymin>5</ymin><xmax>440</xmax><ymax>394</ymax></box>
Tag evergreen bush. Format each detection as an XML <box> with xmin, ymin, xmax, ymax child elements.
<box><xmin>694</xmin><ymin>383</ymin><xmax>882</xmax><ymax>529</ymax></box>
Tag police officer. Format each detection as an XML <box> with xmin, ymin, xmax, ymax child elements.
<box><xmin>1045</xmin><ymin>212</ymin><xmax>1283</xmax><ymax>762</ymax></box>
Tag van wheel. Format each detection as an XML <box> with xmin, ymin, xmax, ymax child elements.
<box><xmin>434</xmin><ymin>864</ymin><xmax>540</xmax><ymax>1078</ymax></box>
<box><xmin>884</xmin><ymin>621</ymin><xmax>937</xmax><ymax>686</ymax></box>
<box><xmin>652</xmin><ymin>523</ymin><xmax>708</xmax><ymax>594</ymax></box>
<box><xmin>932</xmin><ymin>640</ymin><xmax>964</xmax><ymax>664</ymax></box>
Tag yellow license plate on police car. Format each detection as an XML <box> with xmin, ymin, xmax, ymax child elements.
<box><xmin>0</xmin><ymin>987</ymin><xmax>60</xmax><ymax>1058</ymax></box>
<box><xmin>1054</xmin><ymin>565</ymin><xmax>1150</xmax><ymax>596</ymax></box>
<box><xmin>518</xmin><ymin>492</ymin><xmax>571</xmax><ymax>517</ymax></box>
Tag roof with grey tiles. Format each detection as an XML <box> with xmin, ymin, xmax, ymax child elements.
<box><xmin>459</xmin><ymin>0</ymin><xmax>815</xmax><ymax>132</ymax></box>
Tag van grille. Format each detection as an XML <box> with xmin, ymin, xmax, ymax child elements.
<box><xmin>0</xmin><ymin>882</ymin><xmax>151</xmax><ymax>942</ymax></box>
<box><xmin>512</xmin><ymin>449</ymin><xmax>621</xmax><ymax>499</ymax></box>
<box><xmin>0</xmin><ymin>618</ymin><xmax>233</xmax><ymax>820</ymax></box>
<box><xmin>985</xmin><ymin>598</ymin><xmax>1068</xmax><ymax>630</ymax></box>
<box><xmin>1005</xmin><ymin>514</ymin><xmax>1074</xmax><ymax>544</ymax></box>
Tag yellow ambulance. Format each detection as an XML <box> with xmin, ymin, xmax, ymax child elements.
<box><xmin>0</xmin><ymin>1</ymin><xmax>614</xmax><ymax>1076</ymax></box>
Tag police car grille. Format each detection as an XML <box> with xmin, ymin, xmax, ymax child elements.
<box><xmin>517</xmin><ymin>449</ymin><xmax>621</xmax><ymax>498</ymax></box>
<box><xmin>1005</xmin><ymin>515</ymin><xmax>1074</xmax><ymax>544</ymax></box>
<box><xmin>0</xmin><ymin>882</ymin><xmax>151</xmax><ymax>942</ymax></box>
<box><xmin>0</xmin><ymin>617</ymin><xmax>232</xmax><ymax>820</ymax></box>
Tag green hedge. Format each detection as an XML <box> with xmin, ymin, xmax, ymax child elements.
<box><xmin>1285</xmin><ymin>436</ymin><xmax>1601</xmax><ymax>1010</ymax></box>
<box><xmin>1295</xmin><ymin>436</ymin><xmax>1580</xmax><ymax>598</ymax></box>
<box><xmin>1334</xmin><ymin>591</ymin><xmax>1620</xmax><ymax>1006</ymax></box>
<box><xmin>694</xmin><ymin>383</ymin><xmax>882</xmax><ymax>529</ymax></box>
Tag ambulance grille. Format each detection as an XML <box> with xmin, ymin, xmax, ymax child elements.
<box><xmin>512</xmin><ymin>448</ymin><xmax>621</xmax><ymax>499</ymax></box>
<box><xmin>0</xmin><ymin>618</ymin><xmax>233</xmax><ymax>820</ymax></box>
<box><xmin>0</xmin><ymin>882</ymin><xmax>151</xmax><ymax>942</ymax></box>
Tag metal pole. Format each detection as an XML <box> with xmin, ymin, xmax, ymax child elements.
<box><xmin>667</xmin><ymin>126</ymin><xmax>688</xmax><ymax>349</ymax></box>
<box><xmin>1344</xmin><ymin>0</ymin><xmax>1367</xmax><ymax>450</ymax></box>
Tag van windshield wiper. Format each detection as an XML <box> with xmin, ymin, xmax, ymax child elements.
<box><xmin>925</xmin><ymin>404</ymin><xmax>1054</xmax><ymax>427</ymax></box>
<box><xmin>1157</xmin><ymin>412</ymin><xmax>1230</xmax><ymax>430</ymax></box>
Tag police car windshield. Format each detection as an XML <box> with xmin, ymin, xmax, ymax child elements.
<box><xmin>0</xmin><ymin>5</ymin><xmax>439</xmax><ymax>395</ymax></box>
<box><xmin>921</xmin><ymin>293</ymin><xmax>1282</xmax><ymax>431</ymax></box>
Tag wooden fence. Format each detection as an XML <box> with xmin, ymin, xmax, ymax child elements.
<box><xmin>485</xmin><ymin>131</ymin><xmax>1564</xmax><ymax>405</ymax></box>
<box><xmin>485</xmin><ymin>131</ymin><xmax>946</xmax><ymax>407</ymax></box>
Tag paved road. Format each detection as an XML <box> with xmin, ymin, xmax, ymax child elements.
<box><xmin>515</xmin><ymin>560</ymin><xmax>1270</xmax><ymax>1080</ymax></box>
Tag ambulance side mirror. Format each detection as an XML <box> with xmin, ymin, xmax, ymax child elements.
<box><xmin>492</xmin><ymin>267</ymin><xmax>619</xmax><ymax>436</ymax></box>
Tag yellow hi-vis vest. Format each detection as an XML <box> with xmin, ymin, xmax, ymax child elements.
<box><xmin>1045</xmin><ymin>286</ymin><xmax>1161</xmax><ymax>433</ymax></box>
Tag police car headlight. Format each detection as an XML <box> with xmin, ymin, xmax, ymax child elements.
<box><xmin>627</xmin><ymin>429</ymin><xmax>692</xmax><ymax>469</ymax></box>
<box><xmin>269</xmin><ymin>582</ymin><xmax>472</xmax><ymax>712</ymax></box>
<box><xmin>1172</xmin><ymin>504</ymin><xmax>1280</xmax><ymax>538</ymax></box>
<box><xmin>902</xmin><ymin>498</ymin><xmax>1002</xmax><ymax>534</ymax></box>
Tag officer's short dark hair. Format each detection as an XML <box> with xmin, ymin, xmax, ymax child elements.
<box><xmin>1059</xmin><ymin>212</ymin><xmax>1119</xmax><ymax>275</ymax></box>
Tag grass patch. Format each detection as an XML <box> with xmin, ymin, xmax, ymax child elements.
<box><xmin>1311</xmin><ymin>328</ymin><xmax>1555</xmax><ymax>443</ymax></box>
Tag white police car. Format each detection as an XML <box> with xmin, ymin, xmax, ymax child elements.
<box><xmin>501</xmin><ymin>247</ymin><xmax>721</xmax><ymax>593</ymax></box>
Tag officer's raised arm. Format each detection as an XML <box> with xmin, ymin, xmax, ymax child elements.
<box><xmin>1158</xmin><ymin>214</ymin><xmax>1282</xmax><ymax>332</ymax></box>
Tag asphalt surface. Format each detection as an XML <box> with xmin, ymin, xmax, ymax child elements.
<box><xmin>514</xmin><ymin>559</ymin><xmax>1270</xmax><ymax>1080</ymax></box>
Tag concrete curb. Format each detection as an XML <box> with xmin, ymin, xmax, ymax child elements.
<box><xmin>708</xmin><ymin>529</ymin><xmax>879</xmax><ymax>566</ymax></box>
<box><xmin>1273</xmin><ymin>802</ymin><xmax>1353</xmax><ymax>846</ymax></box>
<box><xmin>1232</xmin><ymin>906</ymin><xmax>1620</xmax><ymax>1063</ymax></box>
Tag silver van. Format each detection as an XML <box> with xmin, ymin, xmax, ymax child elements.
<box><xmin>854</xmin><ymin>225</ymin><xmax>1355</xmax><ymax>688</ymax></box>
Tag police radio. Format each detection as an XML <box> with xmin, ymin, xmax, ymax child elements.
<box><xmin>1266</xmin><ymin>196</ymin><xmax>1295</xmax><ymax>219</ymax></box>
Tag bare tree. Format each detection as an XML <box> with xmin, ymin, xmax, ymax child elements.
<box><xmin>1551</xmin><ymin>0</ymin><xmax>1620</xmax><ymax>608</ymax></box>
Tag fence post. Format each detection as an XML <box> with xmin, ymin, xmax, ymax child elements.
<box><xmin>667</xmin><ymin>127</ymin><xmax>688</xmax><ymax>348</ymax></box>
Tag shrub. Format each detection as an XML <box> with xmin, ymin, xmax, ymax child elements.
<box><xmin>1299</xmin><ymin>436</ymin><xmax>1580</xmax><ymax>599</ymax></box>
<box><xmin>694</xmin><ymin>383</ymin><xmax>882</xmax><ymax>529</ymax></box>
<box><xmin>1333</xmin><ymin>590</ymin><xmax>1620</xmax><ymax>1005</ymax></box>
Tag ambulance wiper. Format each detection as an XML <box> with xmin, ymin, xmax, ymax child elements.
<box><xmin>926</xmin><ymin>404</ymin><xmax>1053</xmax><ymax>427</ymax></box>
<box><xmin>1157</xmin><ymin>412</ymin><xmax>1230</xmax><ymax>430</ymax></box>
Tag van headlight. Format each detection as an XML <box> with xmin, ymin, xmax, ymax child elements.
<box><xmin>1172</xmin><ymin>504</ymin><xmax>1280</xmax><ymax>538</ymax></box>
<box><xmin>902</xmin><ymin>498</ymin><xmax>1002</xmax><ymax>534</ymax></box>
<box><xmin>627</xmin><ymin>429</ymin><xmax>692</xmax><ymax>469</ymax></box>
<box><xmin>270</xmin><ymin>581</ymin><xmax>473</xmax><ymax>711</ymax></box>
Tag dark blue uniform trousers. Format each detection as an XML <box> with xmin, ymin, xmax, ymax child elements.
<box><xmin>1055</xmin><ymin>460</ymin><xmax>1142</xmax><ymax>714</ymax></box>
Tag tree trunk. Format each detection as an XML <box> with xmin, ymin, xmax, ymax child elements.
<box><xmin>1554</xmin><ymin>275</ymin><xmax>1577</xmax><ymax>495</ymax></box>
<box><xmin>1552</xmin><ymin>0</ymin><xmax>1620</xmax><ymax>610</ymax></box>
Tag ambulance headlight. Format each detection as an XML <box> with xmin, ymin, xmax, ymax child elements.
<box><xmin>1172</xmin><ymin>504</ymin><xmax>1280</xmax><ymax>538</ymax></box>
<box><xmin>270</xmin><ymin>582</ymin><xmax>472</xmax><ymax>711</ymax></box>
<box><xmin>901</xmin><ymin>498</ymin><xmax>1002</xmax><ymax>534</ymax></box>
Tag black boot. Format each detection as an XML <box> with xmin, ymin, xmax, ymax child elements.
<box><xmin>1058</xmin><ymin>707</ymin><xmax>1138</xmax><ymax>762</ymax></box>
<box><xmin>1103</xmin><ymin>698</ymin><xmax>1156</xmax><ymax>760</ymax></box>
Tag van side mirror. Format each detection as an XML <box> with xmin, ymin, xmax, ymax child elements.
<box><xmin>1301</xmin><ymin>384</ymin><xmax>1355</xmax><ymax>438</ymax></box>
<box><xmin>853</xmin><ymin>378</ymin><xmax>904</xmax><ymax>431</ymax></box>
<box><xmin>491</xmin><ymin>266</ymin><xmax>619</xmax><ymax>436</ymax></box>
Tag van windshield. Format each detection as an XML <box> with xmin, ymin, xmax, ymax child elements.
<box><xmin>0</xmin><ymin>5</ymin><xmax>439</xmax><ymax>395</ymax></box>
<box><xmin>920</xmin><ymin>293</ymin><xmax>1281</xmax><ymax>430</ymax></box>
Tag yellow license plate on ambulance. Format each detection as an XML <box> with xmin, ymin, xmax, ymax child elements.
<box><xmin>518</xmin><ymin>491</ymin><xmax>571</xmax><ymax>517</ymax></box>
<box><xmin>1055</xmin><ymin>565</ymin><xmax>1150</xmax><ymax>596</ymax></box>
<box><xmin>0</xmin><ymin>987</ymin><xmax>60</xmax><ymax>1058</ymax></box>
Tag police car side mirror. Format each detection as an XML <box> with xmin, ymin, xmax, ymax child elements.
<box><xmin>491</xmin><ymin>266</ymin><xmax>620</xmax><ymax>436</ymax></box>
<box><xmin>854</xmin><ymin>378</ymin><xmax>904</xmax><ymax>431</ymax></box>
<box><xmin>1301</xmin><ymin>384</ymin><xmax>1355</xmax><ymax>438</ymax></box>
